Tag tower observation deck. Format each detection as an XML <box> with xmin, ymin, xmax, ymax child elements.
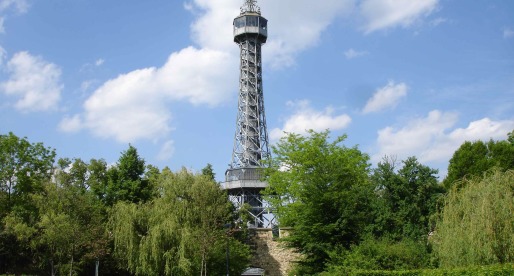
<box><xmin>223</xmin><ymin>0</ymin><xmax>273</xmax><ymax>228</ymax></box>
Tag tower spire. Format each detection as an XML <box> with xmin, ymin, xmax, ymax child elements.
<box><xmin>241</xmin><ymin>0</ymin><xmax>260</xmax><ymax>14</ymax></box>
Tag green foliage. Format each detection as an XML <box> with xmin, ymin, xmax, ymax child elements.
<box><xmin>327</xmin><ymin>238</ymin><xmax>430</xmax><ymax>272</ymax></box>
<box><xmin>110</xmin><ymin>168</ymin><xmax>250</xmax><ymax>275</ymax></box>
<box><xmin>4</xmin><ymin>180</ymin><xmax>108</xmax><ymax>275</ymax></box>
<box><xmin>0</xmin><ymin>132</ymin><xmax>56</xmax><ymax>274</ymax></box>
<box><xmin>433</xmin><ymin>170</ymin><xmax>514</xmax><ymax>268</ymax></box>
<box><xmin>264</xmin><ymin>130</ymin><xmax>373</xmax><ymax>273</ymax></box>
<box><xmin>201</xmin><ymin>163</ymin><xmax>216</xmax><ymax>181</ymax></box>
<box><xmin>0</xmin><ymin>132</ymin><xmax>56</xmax><ymax>207</ymax></box>
<box><xmin>319</xmin><ymin>263</ymin><xmax>514</xmax><ymax>276</ymax></box>
<box><xmin>444</xmin><ymin>139</ymin><xmax>514</xmax><ymax>189</ymax></box>
<box><xmin>104</xmin><ymin>145</ymin><xmax>153</xmax><ymax>205</ymax></box>
<box><xmin>370</xmin><ymin>156</ymin><xmax>444</xmax><ymax>241</ymax></box>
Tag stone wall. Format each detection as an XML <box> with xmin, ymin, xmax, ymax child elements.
<box><xmin>248</xmin><ymin>228</ymin><xmax>301</xmax><ymax>276</ymax></box>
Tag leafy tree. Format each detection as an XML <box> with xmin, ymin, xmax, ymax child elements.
<box><xmin>110</xmin><ymin>168</ymin><xmax>250</xmax><ymax>275</ymax></box>
<box><xmin>0</xmin><ymin>132</ymin><xmax>55</xmax><ymax>208</ymax></box>
<box><xmin>370</xmin><ymin>156</ymin><xmax>444</xmax><ymax>241</ymax></box>
<box><xmin>263</xmin><ymin>130</ymin><xmax>373</xmax><ymax>274</ymax></box>
<box><xmin>105</xmin><ymin>145</ymin><xmax>153</xmax><ymax>205</ymax></box>
<box><xmin>508</xmin><ymin>130</ymin><xmax>514</xmax><ymax>145</ymax></box>
<box><xmin>0</xmin><ymin>132</ymin><xmax>55</xmax><ymax>274</ymax></box>
<box><xmin>444</xmin><ymin>138</ymin><xmax>514</xmax><ymax>188</ymax></box>
<box><xmin>434</xmin><ymin>169</ymin><xmax>514</xmax><ymax>267</ymax></box>
<box><xmin>201</xmin><ymin>163</ymin><xmax>216</xmax><ymax>181</ymax></box>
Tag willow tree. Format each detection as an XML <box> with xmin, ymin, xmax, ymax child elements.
<box><xmin>434</xmin><ymin>169</ymin><xmax>514</xmax><ymax>267</ymax></box>
<box><xmin>110</xmin><ymin>168</ymin><xmax>250</xmax><ymax>275</ymax></box>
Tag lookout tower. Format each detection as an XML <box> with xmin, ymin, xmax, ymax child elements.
<box><xmin>223</xmin><ymin>0</ymin><xmax>272</xmax><ymax>228</ymax></box>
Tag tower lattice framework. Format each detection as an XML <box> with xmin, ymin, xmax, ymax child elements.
<box><xmin>223</xmin><ymin>0</ymin><xmax>273</xmax><ymax>228</ymax></box>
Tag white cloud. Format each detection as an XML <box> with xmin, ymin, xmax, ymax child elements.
<box><xmin>360</xmin><ymin>0</ymin><xmax>439</xmax><ymax>33</ymax></box>
<box><xmin>189</xmin><ymin>0</ymin><xmax>354</xmax><ymax>68</ymax></box>
<box><xmin>270</xmin><ymin>100</ymin><xmax>352</xmax><ymax>140</ymax></box>
<box><xmin>261</xmin><ymin>0</ymin><xmax>354</xmax><ymax>68</ymax></box>
<box><xmin>95</xmin><ymin>59</ymin><xmax>104</xmax><ymax>66</ymax></box>
<box><xmin>58</xmin><ymin>114</ymin><xmax>82</xmax><ymax>133</ymax></box>
<box><xmin>503</xmin><ymin>27</ymin><xmax>514</xmax><ymax>39</ymax></box>
<box><xmin>0</xmin><ymin>0</ymin><xmax>29</xmax><ymax>13</ymax></box>
<box><xmin>69</xmin><ymin>47</ymin><xmax>235</xmax><ymax>143</ymax></box>
<box><xmin>373</xmin><ymin>110</ymin><xmax>514</xmax><ymax>164</ymax></box>
<box><xmin>363</xmin><ymin>81</ymin><xmax>407</xmax><ymax>114</ymax></box>
<box><xmin>344</xmin><ymin>48</ymin><xmax>368</xmax><ymax>59</ymax></box>
<box><xmin>157</xmin><ymin>140</ymin><xmax>175</xmax><ymax>161</ymax></box>
<box><xmin>430</xmin><ymin>17</ymin><xmax>447</xmax><ymax>27</ymax></box>
<box><xmin>1</xmin><ymin>51</ymin><xmax>62</xmax><ymax>112</ymax></box>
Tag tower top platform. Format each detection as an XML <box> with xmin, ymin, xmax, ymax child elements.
<box><xmin>233</xmin><ymin>1</ymin><xmax>267</xmax><ymax>44</ymax></box>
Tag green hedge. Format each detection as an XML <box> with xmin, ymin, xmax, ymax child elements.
<box><xmin>319</xmin><ymin>263</ymin><xmax>514</xmax><ymax>276</ymax></box>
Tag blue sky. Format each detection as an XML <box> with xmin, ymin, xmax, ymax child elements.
<box><xmin>1</xmin><ymin>0</ymin><xmax>513</xmax><ymax>181</ymax></box>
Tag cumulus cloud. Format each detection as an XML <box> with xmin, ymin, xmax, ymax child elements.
<box><xmin>363</xmin><ymin>81</ymin><xmax>407</xmax><ymax>114</ymax></box>
<box><xmin>344</xmin><ymin>48</ymin><xmax>368</xmax><ymax>59</ymax></box>
<box><xmin>270</xmin><ymin>100</ymin><xmax>351</xmax><ymax>140</ymax></box>
<box><xmin>503</xmin><ymin>27</ymin><xmax>514</xmax><ymax>39</ymax></box>
<box><xmin>1</xmin><ymin>51</ymin><xmax>62</xmax><ymax>112</ymax></box>
<box><xmin>360</xmin><ymin>0</ymin><xmax>439</xmax><ymax>33</ymax></box>
<box><xmin>63</xmin><ymin>47</ymin><xmax>235</xmax><ymax>142</ymax></box>
<box><xmin>373</xmin><ymin>110</ymin><xmax>514</xmax><ymax>163</ymax></box>
<box><xmin>261</xmin><ymin>0</ymin><xmax>354</xmax><ymax>68</ymax></box>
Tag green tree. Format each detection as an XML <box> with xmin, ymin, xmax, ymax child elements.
<box><xmin>434</xmin><ymin>169</ymin><xmax>514</xmax><ymax>267</ymax></box>
<box><xmin>105</xmin><ymin>145</ymin><xmax>153</xmax><ymax>205</ymax></box>
<box><xmin>110</xmin><ymin>168</ymin><xmax>250</xmax><ymax>275</ymax></box>
<box><xmin>0</xmin><ymin>132</ymin><xmax>55</xmax><ymax>274</ymax></box>
<box><xmin>263</xmin><ymin>130</ymin><xmax>373</xmax><ymax>274</ymax></box>
<box><xmin>370</xmin><ymin>156</ymin><xmax>444</xmax><ymax>241</ymax></box>
<box><xmin>444</xmin><ymin>138</ymin><xmax>514</xmax><ymax>188</ymax></box>
<box><xmin>0</xmin><ymin>132</ymin><xmax>55</xmax><ymax>208</ymax></box>
<box><xmin>201</xmin><ymin>163</ymin><xmax>216</xmax><ymax>181</ymax></box>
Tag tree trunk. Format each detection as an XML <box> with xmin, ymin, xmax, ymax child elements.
<box><xmin>69</xmin><ymin>254</ymin><xmax>74</xmax><ymax>276</ymax></box>
<box><xmin>95</xmin><ymin>259</ymin><xmax>100</xmax><ymax>276</ymax></box>
<box><xmin>51</xmin><ymin>260</ymin><xmax>55</xmax><ymax>276</ymax></box>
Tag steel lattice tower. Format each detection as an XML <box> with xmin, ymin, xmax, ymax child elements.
<box><xmin>223</xmin><ymin>0</ymin><xmax>273</xmax><ymax>228</ymax></box>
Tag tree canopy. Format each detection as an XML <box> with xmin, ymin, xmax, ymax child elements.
<box><xmin>264</xmin><ymin>130</ymin><xmax>373</xmax><ymax>273</ymax></box>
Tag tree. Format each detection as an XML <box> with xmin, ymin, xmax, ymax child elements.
<box><xmin>508</xmin><ymin>130</ymin><xmax>514</xmax><ymax>145</ymax></box>
<box><xmin>105</xmin><ymin>145</ymin><xmax>152</xmax><ymax>205</ymax></box>
<box><xmin>370</xmin><ymin>156</ymin><xmax>444</xmax><ymax>241</ymax></box>
<box><xmin>444</xmin><ymin>138</ymin><xmax>514</xmax><ymax>188</ymax></box>
<box><xmin>110</xmin><ymin>168</ymin><xmax>250</xmax><ymax>275</ymax></box>
<box><xmin>434</xmin><ymin>169</ymin><xmax>514</xmax><ymax>267</ymax></box>
<box><xmin>0</xmin><ymin>132</ymin><xmax>55</xmax><ymax>208</ymax></box>
<box><xmin>263</xmin><ymin>130</ymin><xmax>373</xmax><ymax>274</ymax></box>
<box><xmin>0</xmin><ymin>132</ymin><xmax>55</xmax><ymax>274</ymax></box>
<box><xmin>201</xmin><ymin>163</ymin><xmax>216</xmax><ymax>181</ymax></box>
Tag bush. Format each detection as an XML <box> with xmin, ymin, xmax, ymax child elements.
<box><xmin>319</xmin><ymin>263</ymin><xmax>514</xmax><ymax>276</ymax></box>
<box><xmin>325</xmin><ymin>237</ymin><xmax>430</xmax><ymax>273</ymax></box>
